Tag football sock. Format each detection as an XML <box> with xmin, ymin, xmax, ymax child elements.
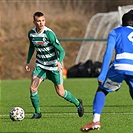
<box><xmin>30</xmin><ymin>91</ymin><xmax>40</xmax><ymax>114</ymax></box>
<box><xmin>93</xmin><ymin>91</ymin><xmax>106</xmax><ymax>114</ymax></box>
<box><xmin>93</xmin><ymin>113</ymin><xmax>101</xmax><ymax>122</ymax></box>
<box><xmin>63</xmin><ymin>90</ymin><xmax>79</xmax><ymax>106</ymax></box>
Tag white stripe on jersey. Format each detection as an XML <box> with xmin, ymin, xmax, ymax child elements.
<box><xmin>37</xmin><ymin>59</ymin><xmax>57</xmax><ymax>65</ymax></box>
<box><xmin>114</xmin><ymin>64</ymin><xmax>133</xmax><ymax>71</ymax></box>
<box><xmin>30</xmin><ymin>33</ymin><xmax>47</xmax><ymax>38</ymax></box>
<box><xmin>37</xmin><ymin>46</ymin><xmax>54</xmax><ymax>52</ymax></box>
<box><xmin>37</xmin><ymin>52</ymin><xmax>55</xmax><ymax>59</ymax></box>
<box><xmin>36</xmin><ymin>63</ymin><xmax>58</xmax><ymax>71</ymax></box>
<box><xmin>116</xmin><ymin>52</ymin><xmax>133</xmax><ymax>60</ymax></box>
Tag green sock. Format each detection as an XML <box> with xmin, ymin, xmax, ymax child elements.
<box><xmin>63</xmin><ymin>90</ymin><xmax>79</xmax><ymax>107</ymax></box>
<box><xmin>30</xmin><ymin>91</ymin><xmax>40</xmax><ymax>114</ymax></box>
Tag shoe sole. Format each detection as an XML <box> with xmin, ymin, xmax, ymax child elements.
<box><xmin>81</xmin><ymin>126</ymin><xmax>100</xmax><ymax>131</ymax></box>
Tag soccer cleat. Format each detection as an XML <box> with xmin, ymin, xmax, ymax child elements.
<box><xmin>31</xmin><ymin>112</ymin><xmax>42</xmax><ymax>119</ymax></box>
<box><xmin>81</xmin><ymin>121</ymin><xmax>101</xmax><ymax>131</ymax></box>
<box><xmin>77</xmin><ymin>99</ymin><xmax>84</xmax><ymax>117</ymax></box>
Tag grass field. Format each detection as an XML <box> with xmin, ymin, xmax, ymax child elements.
<box><xmin>0</xmin><ymin>78</ymin><xmax>133</xmax><ymax>133</ymax></box>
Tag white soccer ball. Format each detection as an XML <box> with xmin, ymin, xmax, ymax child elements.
<box><xmin>10</xmin><ymin>107</ymin><xmax>25</xmax><ymax>121</ymax></box>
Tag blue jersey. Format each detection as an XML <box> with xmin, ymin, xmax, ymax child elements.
<box><xmin>98</xmin><ymin>26</ymin><xmax>133</xmax><ymax>82</ymax></box>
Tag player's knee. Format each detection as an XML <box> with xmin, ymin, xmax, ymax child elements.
<box><xmin>97</xmin><ymin>88</ymin><xmax>108</xmax><ymax>95</ymax></box>
<box><xmin>54</xmin><ymin>84</ymin><xmax>65</xmax><ymax>97</ymax></box>
<box><xmin>57</xmin><ymin>91</ymin><xmax>65</xmax><ymax>97</ymax></box>
<box><xmin>30</xmin><ymin>86</ymin><xmax>37</xmax><ymax>92</ymax></box>
<box><xmin>30</xmin><ymin>79</ymin><xmax>39</xmax><ymax>92</ymax></box>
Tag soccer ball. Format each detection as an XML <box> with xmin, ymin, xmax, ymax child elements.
<box><xmin>10</xmin><ymin>107</ymin><xmax>25</xmax><ymax>121</ymax></box>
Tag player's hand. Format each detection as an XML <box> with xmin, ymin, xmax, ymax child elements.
<box><xmin>98</xmin><ymin>80</ymin><xmax>102</xmax><ymax>85</ymax></box>
<box><xmin>25</xmin><ymin>64</ymin><xmax>31</xmax><ymax>72</ymax></box>
<box><xmin>56</xmin><ymin>62</ymin><xmax>62</xmax><ymax>71</ymax></box>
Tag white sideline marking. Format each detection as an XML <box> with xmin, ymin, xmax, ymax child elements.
<box><xmin>0</xmin><ymin>112</ymin><xmax>133</xmax><ymax>117</ymax></box>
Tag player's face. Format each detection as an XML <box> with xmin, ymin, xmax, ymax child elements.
<box><xmin>34</xmin><ymin>16</ymin><xmax>45</xmax><ymax>32</ymax></box>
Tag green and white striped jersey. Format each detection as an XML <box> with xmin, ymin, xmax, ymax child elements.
<box><xmin>27</xmin><ymin>26</ymin><xmax>65</xmax><ymax>71</ymax></box>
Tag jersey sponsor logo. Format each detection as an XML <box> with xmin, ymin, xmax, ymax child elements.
<box><xmin>36</xmin><ymin>41</ymin><xmax>45</xmax><ymax>45</ymax></box>
<box><xmin>32</xmin><ymin>40</ymin><xmax>49</xmax><ymax>45</ymax></box>
<box><xmin>31</xmin><ymin>36</ymin><xmax>48</xmax><ymax>45</ymax></box>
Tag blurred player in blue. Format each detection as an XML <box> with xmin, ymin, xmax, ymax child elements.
<box><xmin>81</xmin><ymin>10</ymin><xmax>133</xmax><ymax>131</ymax></box>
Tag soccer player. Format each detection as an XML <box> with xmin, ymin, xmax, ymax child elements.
<box><xmin>81</xmin><ymin>10</ymin><xmax>133</xmax><ymax>131</ymax></box>
<box><xmin>25</xmin><ymin>12</ymin><xmax>84</xmax><ymax>119</ymax></box>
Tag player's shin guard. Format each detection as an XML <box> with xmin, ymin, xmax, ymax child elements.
<box><xmin>63</xmin><ymin>90</ymin><xmax>79</xmax><ymax>106</ymax></box>
<box><xmin>30</xmin><ymin>91</ymin><xmax>40</xmax><ymax>113</ymax></box>
<box><xmin>93</xmin><ymin>91</ymin><xmax>106</xmax><ymax>114</ymax></box>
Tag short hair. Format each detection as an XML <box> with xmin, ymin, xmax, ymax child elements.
<box><xmin>122</xmin><ymin>10</ymin><xmax>133</xmax><ymax>26</ymax></box>
<box><xmin>33</xmin><ymin>12</ymin><xmax>44</xmax><ymax>21</ymax></box>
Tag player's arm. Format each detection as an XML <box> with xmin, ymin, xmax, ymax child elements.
<box><xmin>98</xmin><ymin>30</ymin><xmax>116</xmax><ymax>83</ymax></box>
<box><xmin>25</xmin><ymin>36</ymin><xmax>35</xmax><ymax>72</ymax></box>
<box><xmin>26</xmin><ymin>41</ymin><xmax>35</xmax><ymax>64</ymax></box>
<box><xmin>54</xmin><ymin>41</ymin><xmax>65</xmax><ymax>63</ymax></box>
<box><xmin>49</xmin><ymin>31</ymin><xmax>65</xmax><ymax>71</ymax></box>
<box><xmin>52</xmin><ymin>36</ymin><xmax>65</xmax><ymax>63</ymax></box>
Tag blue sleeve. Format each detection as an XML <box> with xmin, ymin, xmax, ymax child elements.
<box><xmin>98</xmin><ymin>30</ymin><xmax>116</xmax><ymax>82</ymax></box>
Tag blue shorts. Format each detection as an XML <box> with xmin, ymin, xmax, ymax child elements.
<box><xmin>99</xmin><ymin>67</ymin><xmax>133</xmax><ymax>93</ymax></box>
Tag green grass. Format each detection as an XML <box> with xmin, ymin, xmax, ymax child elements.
<box><xmin>0</xmin><ymin>78</ymin><xmax>133</xmax><ymax>133</ymax></box>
